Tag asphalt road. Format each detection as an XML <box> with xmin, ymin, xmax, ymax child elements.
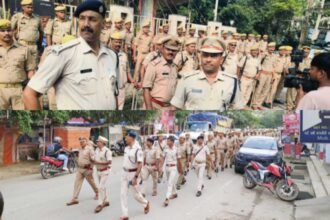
<box><xmin>0</xmin><ymin>157</ymin><xmax>295</xmax><ymax>220</ymax></box>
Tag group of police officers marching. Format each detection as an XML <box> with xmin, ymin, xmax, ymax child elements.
<box><xmin>0</xmin><ymin>0</ymin><xmax>314</xmax><ymax>111</ymax></box>
<box><xmin>67</xmin><ymin>128</ymin><xmax>278</xmax><ymax>220</ymax></box>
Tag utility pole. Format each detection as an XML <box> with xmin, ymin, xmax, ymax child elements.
<box><xmin>299</xmin><ymin>0</ymin><xmax>314</xmax><ymax>47</ymax></box>
<box><xmin>312</xmin><ymin>0</ymin><xmax>326</xmax><ymax>40</ymax></box>
<box><xmin>214</xmin><ymin>0</ymin><xmax>219</xmax><ymax>21</ymax></box>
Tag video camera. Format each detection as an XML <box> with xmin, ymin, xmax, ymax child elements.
<box><xmin>284</xmin><ymin>68</ymin><xmax>319</xmax><ymax>93</ymax></box>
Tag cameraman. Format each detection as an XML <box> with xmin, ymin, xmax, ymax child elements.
<box><xmin>296</xmin><ymin>53</ymin><xmax>330</xmax><ymax>110</ymax></box>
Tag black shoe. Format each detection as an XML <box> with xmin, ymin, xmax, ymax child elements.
<box><xmin>274</xmin><ymin>99</ymin><xmax>284</xmax><ymax>104</ymax></box>
<box><xmin>221</xmin><ymin>167</ymin><xmax>224</xmax><ymax>171</ymax></box>
<box><xmin>215</xmin><ymin>168</ymin><xmax>219</xmax><ymax>173</ymax></box>
<box><xmin>196</xmin><ymin>191</ymin><xmax>202</xmax><ymax>197</ymax></box>
<box><xmin>183</xmin><ymin>171</ymin><xmax>187</xmax><ymax>176</ymax></box>
<box><xmin>207</xmin><ymin>176</ymin><xmax>212</xmax><ymax>180</ymax></box>
<box><xmin>202</xmin><ymin>185</ymin><xmax>204</xmax><ymax>190</ymax></box>
<box><xmin>225</xmin><ymin>165</ymin><xmax>228</xmax><ymax>168</ymax></box>
<box><xmin>181</xmin><ymin>178</ymin><xmax>186</xmax><ymax>185</ymax></box>
<box><xmin>230</xmin><ymin>165</ymin><xmax>232</xmax><ymax>168</ymax></box>
<box><xmin>176</xmin><ymin>185</ymin><xmax>181</xmax><ymax>190</ymax></box>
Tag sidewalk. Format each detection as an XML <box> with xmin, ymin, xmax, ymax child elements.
<box><xmin>0</xmin><ymin>161</ymin><xmax>40</xmax><ymax>181</ymax></box>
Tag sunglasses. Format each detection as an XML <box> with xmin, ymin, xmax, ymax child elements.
<box><xmin>230</xmin><ymin>44</ymin><xmax>237</xmax><ymax>47</ymax></box>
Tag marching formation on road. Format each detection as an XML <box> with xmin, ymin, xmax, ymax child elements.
<box><xmin>40</xmin><ymin>128</ymin><xmax>281</xmax><ymax>220</ymax></box>
<box><xmin>1</xmin><ymin>0</ymin><xmax>329</xmax><ymax>111</ymax></box>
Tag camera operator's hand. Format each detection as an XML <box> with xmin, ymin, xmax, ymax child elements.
<box><xmin>296</xmin><ymin>84</ymin><xmax>306</xmax><ymax>108</ymax></box>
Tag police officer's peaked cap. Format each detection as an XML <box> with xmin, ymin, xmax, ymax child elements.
<box><xmin>127</xmin><ymin>131</ymin><xmax>137</xmax><ymax>139</ymax></box>
<box><xmin>74</xmin><ymin>0</ymin><xmax>107</xmax><ymax>18</ymax></box>
<box><xmin>168</xmin><ymin>135</ymin><xmax>176</xmax><ymax>142</ymax></box>
<box><xmin>21</xmin><ymin>0</ymin><xmax>33</xmax><ymax>5</ymax></box>
<box><xmin>0</xmin><ymin>19</ymin><xmax>10</xmax><ymax>29</ymax></box>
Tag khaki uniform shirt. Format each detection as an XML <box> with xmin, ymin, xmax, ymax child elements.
<box><xmin>77</xmin><ymin>145</ymin><xmax>95</xmax><ymax>167</ymax></box>
<box><xmin>118</xmin><ymin>51</ymin><xmax>129</xmax><ymax>88</ymax></box>
<box><xmin>142</xmin><ymin>51</ymin><xmax>160</xmax><ymax>67</ymax></box>
<box><xmin>298</xmin><ymin>57</ymin><xmax>312</xmax><ymax>72</ymax></box>
<box><xmin>273</xmin><ymin>54</ymin><xmax>287</xmax><ymax>73</ymax></box>
<box><xmin>0</xmin><ymin>43</ymin><xmax>35</xmax><ymax>83</ymax></box>
<box><xmin>44</xmin><ymin>18</ymin><xmax>73</xmax><ymax>44</ymax></box>
<box><xmin>174</xmin><ymin>50</ymin><xmax>199</xmax><ymax>74</ymax></box>
<box><xmin>226</xmin><ymin>137</ymin><xmax>236</xmax><ymax>150</ymax></box>
<box><xmin>125</xmin><ymin>30</ymin><xmax>134</xmax><ymax>48</ymax></box>
<box><xmin>222</xmin><ymin>52</ymin><xmax>239</xmax><ymax>76</ymax></box>
<box><xmin>239</xmin><ymin>55</ymin><xmax>260</xmax><ymax>78</ymax></box>
<box><xmin>95</xmin><ymin>147</ymin><xmax>112</xmax><ymax>171</ymax></box>
<box><xmin>134</xmin><ymin>32</ymin><xmax>153</xmax><ymax>54</ymax></box>
<box><xmin>244</xmin><ymin>40</ymin><xmax>255</xmax><ymax>55</ymax></box>
<box><xmin>176</xmin><ymin>142</ymin><xmax>190</xmax><ymax>159</ymax></box>
<box><xmin>155</xmin><ymin>140</ymin><xmax>167</xmax><ymax>155</ymax></box>
<box><xmin>237</xmin><ymin>40</ymin><xmax>245</xmax><ymax>54</ymax></box>
<box><xmin>171</xmin><ymin>70</ymin><xmax>240</xmax><ymax>110</ymax></box>
<box><xmin>260</xmin><ymin>53</ymin><xmax>275</xmax><ymax>72</ymax></box>
<box><xmin>144</xmin><ymin>147</ymin><xmax>160</xmax><ymax>164</ymax></box>
<box><xmin>216</xmin><ymin>137</ymin><xmax>227</xmax><ymax>151</ymax></box>
<box><xmin>28</xmin><ymin>37</ymin><xmax>120</xmax><ymax>110</ymax></box>
<box><xmin>100</xmin><ymin>29</ymin><xmax>112</xmax><ymax>46</ymax></box>
<box><xmin>11</xmin><ymin>13</ymin><xmax>41</xmax><ymax>43</ymax></box>
<box><xmin>206</xmin><ymin>140</ymin><xmax>216</xmax><ymax>154</ymax></box>
<box><xmin>143</xmin><ymin>56</ymin><xmax>178</xmax><ymax>103</ymax></box>
<box><xmin>259</xmin><ymin>40</ymin><xmax>268</xmax><ymax>53</ymax></box>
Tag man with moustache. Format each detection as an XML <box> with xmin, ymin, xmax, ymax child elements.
<box><xmin>23</xmin><ymin>0</ymin><xmax>120</xmax><ymax>110</ymax></box>
<box><xmin>143</xmin><ymin>36</ymin><xmax>180</xmax><ymax>110</ymax></box>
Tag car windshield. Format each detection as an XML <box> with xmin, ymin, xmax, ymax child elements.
<box><xmin>187</xmin><ymin>123</ymin><xmax>209</xmax><ymax>132</ymax></box>
<box><xmin>243</xmin><ymin>138</ymin><xmax>277</xmax><ymax>150</ymax></box>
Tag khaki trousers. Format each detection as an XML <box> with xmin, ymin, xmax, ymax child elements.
<box><xmin>176</xmin><ymin>157</ymin><xmax>187</xmax><ymax>187</ymax></box>
<box><xmin>134</xmin><ymin>53</ymin><xmax>147</xmax><ymax>81</ymax></box>
<box><xmin>97</xmin><ymin>170</ymin><xmax>110</xmax><ymax>205</ymax></box>
<box><xmin>206</xmin><ymin>153</ymin><xmax>215</xmax><ymax>177</ymax></box>
<box><xmin>194</xmin><ymin>163</ymin><xmax>206</xmax><ymax>191</ymax></box>
<box><xmin>252</xmin><ymin>73</ymin><xmax>272</xmax><ymax>107</ymax></box>
<box><xmin>165</xmin><ymin>166</ymin><xmax>178</xmax><ymax>199</ymax></box>
<box><xmin>141</xmin><ymin>165</ymin><xmax>158</xmax><ymax>194</ymax></box>
<box><xmin>0</xmin><ymin>87</ymin><xmax>24</xmax><ymax>110</ymax></box>
<box><xmin>266</xmin><ymin>73</ymin><xmax>282</xmax><ymax>104</ymax></box>
<box><xmin>72</xmin><ymin>168</ymin><xmax>98</xmax><ymax>200</ymax></box>
<box><xmin>240</xmin><ymin>77</ymin><xmax>256</xmax><ymax>107</ymax></box>
<box><xmin>286</xmin><ymin>88</ymin><xmax>298</xmax><ymax>110</ymax></box>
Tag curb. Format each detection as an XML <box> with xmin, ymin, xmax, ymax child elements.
<box><xmin>310</xmin><ymin>156</ymin><xmax>330</xmax><ymax>195</ymax></box>
<box><xmin>306</xmin><ymin>160</ymin><xmax>327</xmax><ymax>198</ymax></box>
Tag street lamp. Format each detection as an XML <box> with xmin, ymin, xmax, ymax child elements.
<box><xmin>230</xmin><ymin>20</ymin><xmax>235</xmax><ymax>26</ymax></box>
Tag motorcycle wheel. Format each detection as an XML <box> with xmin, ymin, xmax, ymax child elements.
<box><xmin>40</xmin><ymin>164</ymin><xmax>52</xmax><ymax>179</ymax></box>
<box><xmin>68</xmin><ymin>160</ymin><xmax>77</xmax><ymax>174</ymax></box>
<box><xmin>243</xmin><ymin>170</ymin><xmax>257</xmax><ymax>189</ymax></box>
<box><xmin>275</xmin><ymin>179</ymin><xmax>299</xmax><ymax>201</ymax></box>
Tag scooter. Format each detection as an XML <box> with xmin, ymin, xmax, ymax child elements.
<box><xmin>40</xmin><ymin>151</ymin><xmax>78</xmax><ymax>179</ymax></box>
<box><xmin>243</xmin><ymin>160</ymin><xmax>299</xmax><ymax>201</ymax></box>
<box><xmin>111</xmin><ymin>139</ymin><xmax>125</xmax><ymax>156</ymax></box>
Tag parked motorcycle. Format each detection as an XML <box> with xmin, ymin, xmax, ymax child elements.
<box><xmin>111</xmin><ymin>139</ymin><xmax>125</xmax><ymax>156</ymax></box>
<box><xmin>243</xmin><ymin>160</ymin><xmax>299</xmax><ymax>201</ymax></box>
<box><xmin>40</xmin><ymin>151</ymin><xmax>78</xmax><ymax>179</ymax></box>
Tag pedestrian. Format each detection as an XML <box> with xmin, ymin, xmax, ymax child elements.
<box><xmin>141</xmin><ymin>137</ymin><xmax>160</xmax><ymax>197</ymax></box>
<box><xmin>67</xmin><ymin>137</ymin><xmax>98</xmax><ymax>206</ymax></box>
<box><xmin>133</xmin><ymin>20</ymin><xmax>153</xmax><ymax>81</ymax></box>
<box><xmin>251</xmin><ymin>42</ymin><xmax>276</xmax><ymax>110</ymax></box>
<box><xmin>176</xmin><ymin>133</ymin><xmax>190</xmax><ymax>190</ymax></box>
<box><xmin>120</xmin><ymin>131</ymin><xmax>150</xmax><ymax>220</ymax></box>
<box><xmin>11</xmin><ymin>0</ymin><xmax>42</xmax><ymax>63</ymax></box>
<box><xmin>94</xmin><ymin>136</ymin><xmax>112</xmax><ymax>213</ymax></box>
<box><xmin>37</xmin><ymin>132</ymin><xmax>45</xmax><ymax>160</ymax></box>
<box><xmin>171</xmin><ymin>37</ymin><xmax>240</xmax><ymax>110</ymax></box>
<box><xmin>143</xmin><ymin>36</ymin><xmax>180</xmax><ymax>110</ymax></box>
<box><xmin>110</xmin><ymin>32</ymin><xmax>136</xmax><ymax>110</ymax></box>
<box><xmin>160</xmin><ymin>136</ymin><xmax>183</xmax><ymax>207</ymax></box>
<box><xmin>0</xmin><ymin>19</ymin><xmax>35</xmax><ymax>110</ymax></box>
<box><xmin>191</xmin><ymin>135</ymin><xmax>213</xmax><ymax>197</ymax></box>
<box><xmin>23</xmin><ymin>0</ymin><xmax>120</xmax><ymax>110</ymax></box>
<box><xmin>44</xmin><ymin>5</ymin><xmax>74</xmax><ymax>46</ymax></box>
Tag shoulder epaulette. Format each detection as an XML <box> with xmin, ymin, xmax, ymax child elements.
<box><xmin>183</xmin><ymin>70</ymin><xmax>200</xmax><ymax>79</ymax></box>
<box><xmin>50</xmin><ymin>39</ymin><xmax>80</xmax><ymax>55</ymax></box>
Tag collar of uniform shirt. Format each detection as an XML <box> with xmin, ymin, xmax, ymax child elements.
<box><xmin>198</xmin><ymin>70</ymin><xmax>225</xmax><ymax>81</ymax></box>
<box><xmin>160</xmin><ymin>56</ymin><xmax>174</xmax><ymax>66</ymax></box>
<box><xmin>79</xmin><ymin>37</ymin><xmax>110</xmax><ymax>56</ymax></box>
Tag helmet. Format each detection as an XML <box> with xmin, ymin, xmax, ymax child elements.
<box><xmin>54</xmin><ymin>136</ymin><xmax>62</xmax><ymax>143</ymax></box>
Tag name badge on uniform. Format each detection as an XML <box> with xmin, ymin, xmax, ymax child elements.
<box><xmin>20</xmin><ymin>22</ymin><xmax>26</xmax><ymax>25</ymax></box>
<box><xmin>162</xmin><ymin>72</ymin><xmax>169</xmax><ymax>76</ymax></box>
<box><xmin>192</xmin><ymin>89</ymin><xmax>202</xmax><ymax>93</ymax></box>
<box><xmin>80</xmin><ymin>69</ymin><xmax>93</xmax><ymax>74</ymax></box>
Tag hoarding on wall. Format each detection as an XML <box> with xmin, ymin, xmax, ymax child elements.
<box><xmin>282</xmin><ymin>112</ymin><xmax>300</xmax><ymax>135</ymax></box>
<box><xmin>10</xmin><ymin>0</ymin><xmax>54</xmax><ymax>17</ymax></box>
<box><xmin>160</xmin><ymin>111</ymin><xmax>175</xmax><ymax>132</ymax></box>
<box><xmin>300</xmin><ymin>110</ymin><xmax>330</xmax><ymax>143</ymax></box>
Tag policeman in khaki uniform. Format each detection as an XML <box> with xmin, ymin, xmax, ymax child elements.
<box><xmin>174</xmin><ymin>38</ymin><xmax>199</xmax><ymax>76</ymax></box>
<box><xmin>94</xmin><ymin>136</ymin><xmax>112</xmax><ymax>213</ymax></box>
<box><xmin>100</xmin><ymin>18</ymin><xmax>112</xmax><ymax>46</ymax></box>
<box><xmin>153</xmin><ymin>23</ymin><xmax>170</xmax><ymax>49</ymax></box>
<box><xmin>159</xmin><ymin>136</ymin><xmax>183</xmax><ymax>206</ymax></box>
<box><xmin>24</xmin><ymin>0</ymin><xmax>120</xmax><ymax>110</ymax></box>
<box><xmin>155</xmin><ymin>134</ymin><xmax>167</xmax><ymax>183</ymax></box>
<box><xmin>11</xmin><ymin>0</ymin><xmax>42</xmax><ymax>62</ymax></box>
<box><xmin>205</xmin><ymin>132</ymin><xmax>217</xmax><ymax>179</ymax></box>
<box><xmin>265</xmin><ymin>46</ymin><xmax>287</xmax><ymax>108</ymax></box>
<box><xmin>238</xmin><ymin>46</ymin><xmax>261</xmax><ymax>108</ymax></box>
<box><xmin>259</xmin><ymin>35</ymin><xmax>269</xmax><ymax>55</ymax></box>
<box><xmin>222</xmin><ymin>39</ymin><xmax>240</xmax><ymax>77</ymax></box>
<box><xmin>133</xmin><ymin>20</ymin><xmax>153</xmax><ymax>81</ymax></box>
<box><xmin>67</xmin><ymin>137</ymin><xmax>98</xmax><ymax>207</ymax></box>
<box><xmin>191</xmin><ymin>135</ymin><xmax>213</xmax><ymax>197</ymax></box>
<box><xmin>44</xmin><ymin>5</ymin><xmax>74</xmax><ymax>46</ymax></box>
<box><xmin>110</xmin><ymin>32</ymin><xmax>136</xmax><ymax>110</ymax></box>
<box><xmin>0</xmin><ymin>19</ymin><xmax>35</xmax><ymax>110</ymax></box>
<box><xmin>225</xmin><ymin>132</ymin><xmax>236</xmax><ymax>168</ymax></box>
<box><xmin>175</xmin><ymin>134</ymin><xmax>190</xmax><ymax>190</ymax></box>
<box><xmin>171</xmin><ymin>37</ymin><xmax>240</xmax><ymax>111</ymax></box>
<box><xmin>252</xmin><ymin>42</ymin><xmax>276</xmax><ymax>110</ymax></box>
<box><xmin>215</xmin><ymin>131</ymin><xmax>227</xmax><ymax>171</ymax></box>
<box><xmin>176</xmin><ymin>24</ymin><xmax>185</xmax><ymax>47</ymax></box>
<box><xmin>244</xmin><ymin>34</ymin><xmax>255</xmax><ymax>56</ymax></box>
<box><xmin>120</xmin><ymin>131</ymin><xmax>149</xmax><ymax>220</ymax></box>
<box><xmin>141</xmin><ymin>137</ymin><xmax>160</xmax><ymax>197</ymax></box>
<box><xmin>143</xmin><ymin>36</ymin><xmax>180</xmax><ymax>110</ymax></box>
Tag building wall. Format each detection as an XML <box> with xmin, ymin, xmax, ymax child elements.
<box><xmin>0</xmin><ymin>124</ymin><xmax>19</xmax><ymax>165</ymax></box>
<box><xmin>53</xmin><ymin>127</ymin><xmax>91</xmax><ymax>150</ymax></box>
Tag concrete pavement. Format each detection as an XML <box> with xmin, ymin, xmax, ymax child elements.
<box><xmin>1</xmin><ymin>157</ymin><xmax>295</xmax><ymax>220</ymax></box>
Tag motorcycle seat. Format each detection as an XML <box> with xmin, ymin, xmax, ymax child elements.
<box><xmin>256</xmin><ymin>162</ymin><xmax>267</xmax><ymax>170</ymax></box>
